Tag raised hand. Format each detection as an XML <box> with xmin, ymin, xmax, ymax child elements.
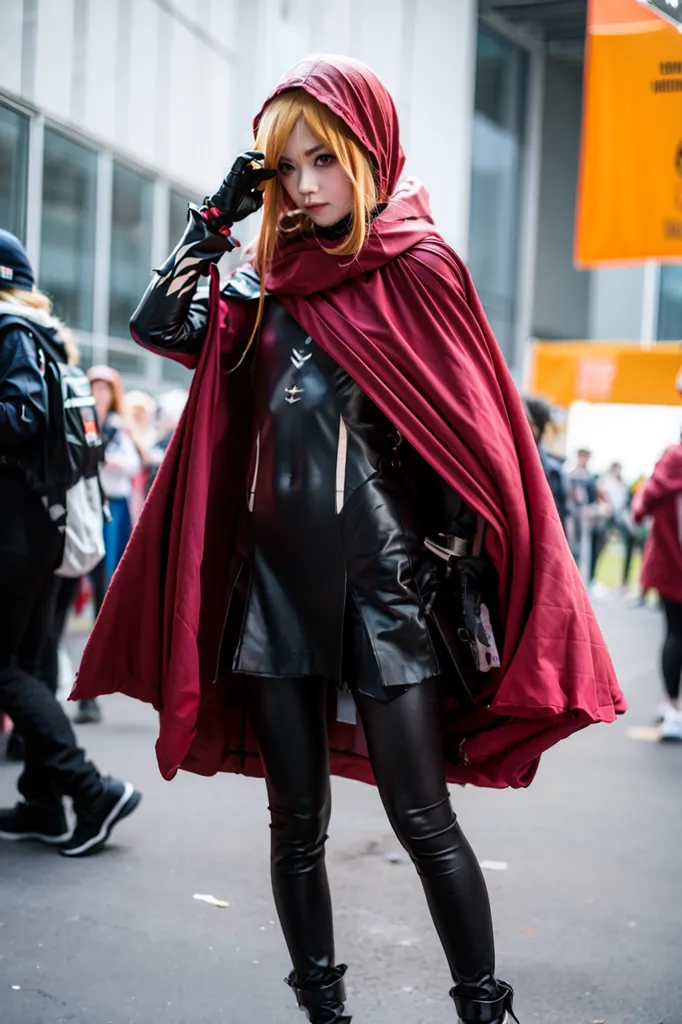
<box><xmin>201</xmin><ymin>150</ymin><xmax>277</xmax><ymax>233</ymax></box>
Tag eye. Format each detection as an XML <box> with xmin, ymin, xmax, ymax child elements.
<box><xmin>278</xmin><ymin>161</ymin><xmax>294</xmax><ymax>175</ymax></box>
<box><xmin>315</xmin><ymin>153</ymin><xmax>335</xmax><ymax>167</ymax></box>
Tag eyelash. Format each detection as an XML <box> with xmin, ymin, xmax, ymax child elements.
<box><xmin>278</xmin><ymin>154</ymin><xmax>336</xmax><ymax>175</ymax></box>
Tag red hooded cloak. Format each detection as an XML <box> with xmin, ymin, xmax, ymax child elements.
<box><xmin>72</xmin><ymin>56</ymin><xmax>625</xmax><ymax>787</ymax></box>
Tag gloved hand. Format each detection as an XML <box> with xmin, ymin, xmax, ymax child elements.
<box><xmin>201</xmin><ymin>150</ymin><xmax>276</xmax><ymax>235</ymax></box>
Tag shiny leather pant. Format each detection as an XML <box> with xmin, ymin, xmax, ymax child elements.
<box><xmin>245</xmin><ymin>676</ymin><xmax>498</xmax><ymax>1001</ymax></box>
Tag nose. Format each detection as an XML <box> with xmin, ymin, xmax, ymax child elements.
<box><xmin>297</xmin><ymin>166</ymin><xmax>319</xmax><ymax>196</ymax></box>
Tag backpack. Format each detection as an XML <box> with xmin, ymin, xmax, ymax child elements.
<box><xmin>0</xmin><ymin>314</ymin><xmax>106</xmax><ymax>577</ymax></box>
<box><xmin>52</xmin><ymin>359</ymin><xmax>107</xmax><ymax>578</ymax></box>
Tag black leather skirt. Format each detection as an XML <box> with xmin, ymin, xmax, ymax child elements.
<box><xmin>219</xmin><ymin>466</ymin><xmax>444</xmax><ymax>701</ymax></box>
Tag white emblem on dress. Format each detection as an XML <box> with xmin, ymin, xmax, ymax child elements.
<box><xmin>291</xmin><ymin>348</ymin><xmax>312</xmax><ymax>369</ymax></box>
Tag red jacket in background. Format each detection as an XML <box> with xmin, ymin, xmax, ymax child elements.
<box><xmin>633</xmin><ymin>443</ymin><xmax>682</xmax><ymax>603</ymax></box>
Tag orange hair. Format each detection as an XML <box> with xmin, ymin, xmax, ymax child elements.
<box><xmin>241</xmin><ymin>89</ymin><xmax>379</xmax><ymax>362</ymax></box>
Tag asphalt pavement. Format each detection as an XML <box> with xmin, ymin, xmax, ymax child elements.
<box><xmin>0</xmin><ymin>597</ymin><xmax>679</xmax><ymax>1024</ymax></box>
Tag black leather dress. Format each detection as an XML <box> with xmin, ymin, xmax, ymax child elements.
<box><xmin>131</xmin><ymin>253</ymin><xmax>484</xmax><ymax>707</ymax></box>
<box><xmin>220</xmin><ymin>295</ymin><xmax>444</xmax><ymax>700</ymax></box>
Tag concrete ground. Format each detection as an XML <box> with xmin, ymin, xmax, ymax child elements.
<box><xmin>0</xmin><ymin>598</ymin><xmax>679</xmax><ymax>1024</ymax></box>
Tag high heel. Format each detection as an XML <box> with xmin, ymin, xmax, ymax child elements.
<box><xmin>285</xmin><ymin>963</ymin><xmax>351</xmax><ymax>1023</ymax></box>
<box><xmin>450</xmin><ymin>980</ymin><xmax>518</xmax><ymax>1023</ymax></box>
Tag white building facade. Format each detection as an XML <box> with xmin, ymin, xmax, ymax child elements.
<box><xmin>0</xmin><ymin>0</ymin><xmax>679</xmax><ymax>391</ymax></box>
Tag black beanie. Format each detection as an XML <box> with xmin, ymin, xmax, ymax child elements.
<box><xmin>0</xmin><ymin>229</ymin><xmax>35</xmax><ymax>292</ymax></box>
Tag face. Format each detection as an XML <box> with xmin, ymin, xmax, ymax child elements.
<box><xmin>92</xmin><ymin>380</ymin><xmax>114</xmax><ymax>420</ymax></box>
<box><xmin>577</xmin><ymin>450</ymin><xmax>591</xmax><ymax>468</ymax></box>
<box><xmin>277</xmin><ymin>117</ymin><xmax>354</xmax><ymax>228</ymax></box>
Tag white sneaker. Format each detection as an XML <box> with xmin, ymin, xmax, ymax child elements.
<box><xmin>659</xmin><ymin>706</ymin><xmax>682</xmax><ymax>741</ymax></box>
<box><xmin>654</xmin><ymin>702</ymin><xmax>670</xmax><ymax>724</ymax></box>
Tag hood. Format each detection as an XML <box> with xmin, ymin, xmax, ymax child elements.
<box><xmin>254</xmin><ymin>54</ymin><xmax>405</xmax><ymax>199</ymax></box>
<box><xmin>254</xmin><ymin>57</ymin><xmax>436</xmax><ymax>297</ymax></box>
<box><xmin>651</xmin><ymin>444</ymin><xmax>682</xmax><ymax>499</ymax></box>
<box><xmin>0</xmin><ymin>300</ymin><xmax>68</xmax><ymax>360</ymax></box>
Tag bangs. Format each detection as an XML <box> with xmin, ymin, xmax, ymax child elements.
<box><xmin>238</xmin><ymin>89</ymin><xmax>379</xmax><ymax>372</ymax></box>
<box><xmin>255</xmin><ymin>90</ymin><xmax>362</xmax><ymax>182</ymax></box>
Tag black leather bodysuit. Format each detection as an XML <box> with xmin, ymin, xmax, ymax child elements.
<box><xmin>130</xmin><ymin>238</ymin><xmax>505</xmax><ymax>1014</ymax></box>
<box><xmin>223</xmin><ymin>297</ymin><xmax>442</xmax><ymax>700</ymax></box>
<box><xmin>131</xmin><ymin>260</ymin><xmax>483</xmax><ymax>706</ymax></box>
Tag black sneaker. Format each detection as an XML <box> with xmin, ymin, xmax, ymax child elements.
<box><xmin>60</xmin><ymin>778</ymin><xmax>141</xmax><ymax>858</ymax></box>
<box><xmin>73</xmin><ymin>699</ymin><xmax>102</xmax><ymax>724</ymax></box>
<box><xmin>0</xmin><ymin>801</ymin><xmax>72</xmax><ymax>845</ymax></box>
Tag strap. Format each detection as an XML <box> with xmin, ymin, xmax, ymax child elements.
<box><xmin>472</xmin><ymin>514</ymin><xmax>487</xmax><ymax>557</ymax></box>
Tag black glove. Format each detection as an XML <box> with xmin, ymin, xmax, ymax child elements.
<box><xmin>201</xmin><ymin>150</ymin><xmax>276</xmax><ymax>234</ymax></box>
<box><xmin>154</xmin><ymin>203</ymin><xmax>234</xmax><ymax>278</ymax></box>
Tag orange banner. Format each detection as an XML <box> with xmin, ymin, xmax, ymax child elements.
<box><xmin>529</xmin><ymin>341</ymin><xmax>682</xmax><ymax>408</ymax></box>
<box><xmin>575</xmin><ymin>0</ymin><xmax>682</xmax><ymax>265</ymax></box>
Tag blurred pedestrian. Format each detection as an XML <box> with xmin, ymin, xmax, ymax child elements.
<box><xmin>633</xmin><ymin>436</ymin><xmax>682</xmax><ymax>740</ymax></box>
<box><xmin>566</xmin><ymin>448</ymin><xmax>606</xmax><ymax>584</ymax></box>
<box><xmin>0</xmin><ymin>229</ymin><xmax>141</xmax><ymax>855</ymax></box>
<box><xmin>599</xmin><ymin>462</ymin><xmax>636</xmax><ymax>589</ymax></box>
<box><xmin>145</xmin><ymin>388</ymin><xmax>187</xmax><ymax>493</ymax></box>
<box><xmin>523</xmin><ymin>397</ymin><xmax>568</xmax><ymax>529</ymax></box>
<box><xmin>88</xmin><ymin>366</ymin><xmax>141</xmax><ymax>579</ymax></box>
<box><xmin>123</xmin><ymin>388</ymin><xmax>157</xmax><ymax>520</ymax></box>
<box><xmin>72</xmin><ymin>57</ymin><xmax>624</xmax><ymax>1023</ymax></box>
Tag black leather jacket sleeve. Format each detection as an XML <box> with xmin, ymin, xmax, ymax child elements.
<box><xmin>130</xmin><ymin>205</ymin><xmax>234</xmax><ymax>355</ymax></box>
<box><xmin>130</xmin><ymin>279</ymin><xmax>212</xmax><ymax>355</ymax></box>
<box><xmin>0</xmin><ymin>327</ymin><xmax>47</xmax><ymax>453</ymax></box>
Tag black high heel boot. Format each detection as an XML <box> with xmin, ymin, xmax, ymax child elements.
<box><xmin>285</xmin><ymin>963</ymin><xmax>351</xmax><ymax>1023</ymax></box>
<box><xmin>450</xmin><ymin>980</ymin><xmax>518</xmax><ymax>1023</ymax></box>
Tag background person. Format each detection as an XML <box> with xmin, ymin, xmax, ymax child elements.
<box><xmin>122</xmin><ymin>388</ymin><xmax>157</xmax><ymax>520</ymax></box>
<box><xmin>598</xmin><ymin>462</ymin><xmax>636</xmax><ymax>590</ymax></box>
<box><xmin>87</xmin><ymin>365</ymin><xmax>141</xmax><ymax>580</ymax></box>
<box><xmin>71</xmin><ymin>367</ymin><xmax>141</xmax><ymax>725</ymax></box>
<box><xmin>633</xmin><ymin>436</ymin><xmax>682</xmax><ymax>741</ymax></box>
<box><xmin>145</xmin><ymin>388</ymin><xmax>188</xmax><ymax>493</ymax></box>
<box><xmin>566</xmin><ymin>448</ymin><xmax>606</xmax><ymax>584</ymax></box>
<box><xmin>523</xmin><ymin>396</ymin><xmax>568</xmax><ymax>530</ymax></box>
<box><xmin>0</xmin><ymin>229</ymin><xmax>141</xmax><ymax>855</ymax></box>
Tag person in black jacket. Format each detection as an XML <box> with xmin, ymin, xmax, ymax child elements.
<box><xmin>523</xmin><ymin>397</ymin><xmax>568</xmax><ymax>531</ymax></box>
<box><xmin>0</xmin><ymin>229</ymin><xmax>141</xmax><ymax>856</ymax></box>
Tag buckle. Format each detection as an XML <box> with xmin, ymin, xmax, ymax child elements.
<box><xmin>424</xmin><ymin>534</ymin><xmax>471</xmax><ymax>562</ymax></box>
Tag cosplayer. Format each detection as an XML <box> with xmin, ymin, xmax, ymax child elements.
<box><xmin>72</xmin><ymin>56</ymin><xmax>625</xmax><ymax>1022</ymax></box>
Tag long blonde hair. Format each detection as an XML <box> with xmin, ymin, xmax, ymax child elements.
<box><xmin>245</xmin><ymin>89</ymin><xmax>380</xmax><ymax>356</ymax></box>
<box><xmin>0</xmin><ymin>286</ymin><xmax>79</xmax><ymax>365</ymax></box>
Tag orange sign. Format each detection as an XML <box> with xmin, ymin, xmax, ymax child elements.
<box><xmin>575</xmin><ymin>0</ymin><xmax>682</xmax><ymax>265</ymax></box>
<box><xmin>529</xmin><ymin>341</ymin><xmax>682</xmax><ymax>408</ymax></box>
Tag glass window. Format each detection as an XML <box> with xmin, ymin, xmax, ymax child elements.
<box><xmin>107</xmin><ymin>342</ymin><xmax>149</xmax><ymax>378</ymax></box>
<box><xmin>109</xmin><ymin>163</ymin><xmax>154</xmax><ymax>338</ymax></box>
<box><xmin>168</xmin><ymin>189</ymin><xmax>192</xmax><ymax>247</ymax></box>
<box><xmin>162</xmin><ymin>356</ymin><xmax>193</xmax><ymax>385</ymax></box>
<box><xmin>468</xmin><ymin>28</ymin><xmax>528</xmax><ymax>361</ymax></box>
<box><xmin>40</xmin><ymin>129</ymin><xmax>97</xmax><ymax>330</ymax></box>
<box><xmin>658</xmin><ymin>266</ymin><xmax>682</xmax><ymax>340</ymax></box>
<box><xmin>0</xmin><ymin>104</ymin><xmax>29</xmax><ymax>241</ymax></box>
<box><xmin>74</xmin><ymin>338</ymin><xmax>93</xmax><ymax>369</ymax></box>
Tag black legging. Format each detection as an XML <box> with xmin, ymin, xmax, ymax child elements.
<box><xmin>0</xmin><ymin>470</ymin><xmax>102</xmax><ymax>807</ymax></box>
<box><xmin>245</xmin><ymin>676</ymin><xmax>497</xmax><ymax>1001</ymax></box>
<box><xmin>661</xmin><ymin>599</ymin><xmax>682</xmax><ymax>702</ymax></box>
